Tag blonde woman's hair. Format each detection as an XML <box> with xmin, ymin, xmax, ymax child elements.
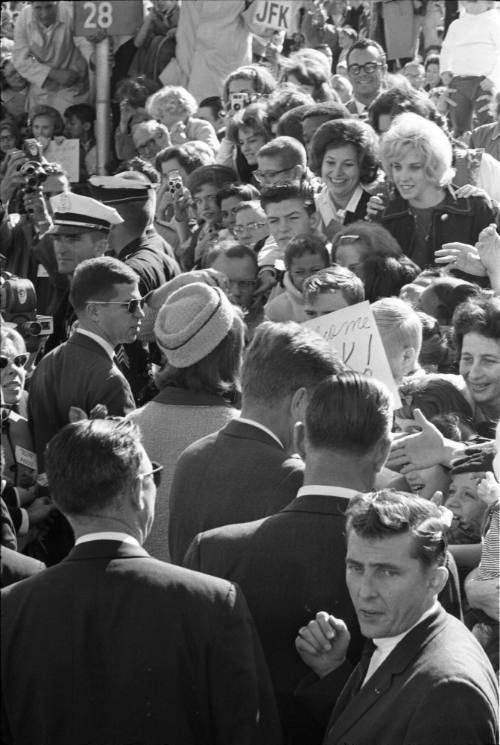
<box><xmin>380</xmin><ymin>112</ymin><xmax>454</xmax><ymax>187</ymax></box>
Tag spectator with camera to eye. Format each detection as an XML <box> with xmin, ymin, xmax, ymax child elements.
<box><xmin>1</xmin><ymin>328</ymin><xmax>54</xmax><ymax>550</ymax></box>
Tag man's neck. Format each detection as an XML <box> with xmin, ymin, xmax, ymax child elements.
<box><xmin>355</xmin><ymin>89</ymin><xmax>379</xmax><ymax>107</ymax></box>
<box><xmin>71</xmin><ymin>516</ymin><xmax>143</xmax><ymax>544</ymax></box>
<box><xmin>111</xmin><ymin>226</ymin><xmax>144</xmax><ymax>255</ymax></box>
<box><xmin>240</xmin><ymin>403</ymin><xmax>290</xmax><ymax>451</ymax></box>
<box><xmin>303</xmin><ymin>452</ymin><xmax>377</xmax><ymax>492</ymax></box>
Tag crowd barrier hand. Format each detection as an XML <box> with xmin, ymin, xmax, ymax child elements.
<box><xmin>296</xmin><ymin>612</ymin><xmax>351</xmax><ymax>679</ymax></box>
<box><xmin>434</xmin><ymin>242</ymin><xmax>487</xmax><ymax>276</ymax></box>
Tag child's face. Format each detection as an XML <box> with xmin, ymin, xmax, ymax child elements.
<box><xmin>304</xmin><ymin>290</ymin><xmax>350</xmax><ymax>318</ymax></box>
<box><xmin>32</xmin><ymin>114</ymin><xmax>55</xmax><ymax>142</ymax></box>
<box><xmin>425</xmin><ymin>63</ymin><xmax>440</xmax><ymax>88</ymax></box>
<box><xmin>233</xmin><ymin>206</ymin><xmax>269</xmax><ymax>249</ymax></box>
<box><xmin>446</xmin><ymin>471</ymin><xmax>487</xmax><ymax>543</ymax></box>
<box><xmin>289</xmin><ymin>252</ymin><xmax>328</xmax><ymax>292</ymax></box>
<box><xmin>65</xmin><ymin>115</ymin><xmax>87</xmax><ymax>140</ymax></box>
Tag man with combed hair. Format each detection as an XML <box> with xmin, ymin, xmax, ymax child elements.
<box><xmin>169</xmin><ymin>322</ymin><xmax>344</xmax><ymax>565</ymax></box>
<box><xmin>1</xmin><ymin>418</ymin><xmax>282</xmax><ymax>745</ymax></box>
<box><xmin>183</xmin><ymin>373</ymin><xmax>393</xmax><ymax>745</ymax></box>
<box><xmin>28</xmin><ymin>257</ymin><xmax>139</xmax><ymax>468</ymax></box>
<box><xmin>296</xmin><ymin>490</ymin><xmax>498</xmax><ymax>745</ymax></box>
<box><xmin>372</xmin><ymin>296</ymin><xmax>423</xmax><ymax>385</ymax></box>
<box><xmin>255</xmin><ymin>136</ymin><xmax>308</xmax><ymax>187</ymax></box>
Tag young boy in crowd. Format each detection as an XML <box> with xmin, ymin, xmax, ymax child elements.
<box><xmin>303</xmin><ymin>265</ymin><xmax>365</xmax><ymax>319</ymax></box>
<box><xmin>232</xmin><ymin>200</ymin><xmax>270</xmax><ymax>252</ymax></box>
<box><xmin>64</xmin><ymin>104</ymin><xmax>97</xmax><ymax>180</ymax></box>
<box><xmin>265</xmin><ymin>234</ymin><xmax>329</xmax><ymax>323</ymax></box>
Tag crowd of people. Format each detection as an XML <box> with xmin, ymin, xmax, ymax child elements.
<box><xmin>1</xmin><ymin>1</ymin><xmax>500</xmax><ymax>744</ymax></box>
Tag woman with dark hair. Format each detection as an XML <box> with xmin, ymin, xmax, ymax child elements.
<box><xmin>453</xmin><ymin>294</ymin><xmax>500</xmax><ymax>436</ymax></box>
<box><xmin>309</xmin><ymin>118</ymin><xmax>380</xmax><ymax>238</ymax></box>
<box><xmin>418</xmin><ymin>276</ymin><xmax>481</xmax><ymax>327</ymax></box>
<box><xmin>331</xmin><ymin>220</ymin><xmax>402</xmax><ymax>273</ymax></box>
<box><xmin>226</xmin><ymin>103</ymin><xmax>273</xmax><ymax>183</ymax></box>
<box><xmin>130</xmin><ymin>280</ymin><xmax>244</xmax><ymax>562</ymax></box>
<box><xmin>280</xmin><ymin>49</ymin><xmax>339</xmax><ymax>103</ymax></box>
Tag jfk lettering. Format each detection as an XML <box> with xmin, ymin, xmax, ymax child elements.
<box><xmin>255</xmin><ymin>1</ymin><xmax>289</xmax><ymax>29</ymax></box>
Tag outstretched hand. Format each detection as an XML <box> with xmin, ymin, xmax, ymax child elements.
<box><xmin>387</xmin><ymin>409</ymin><xmax>446</xmax><ymax>472</ymax></box>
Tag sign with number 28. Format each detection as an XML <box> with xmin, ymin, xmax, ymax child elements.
<box><xmin>74</xmin><ymin>0</ymin><xmax>143</xmax><ymax>37</ymax></box>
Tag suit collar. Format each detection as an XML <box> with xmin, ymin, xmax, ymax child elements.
<box><xmin>67</xmin><ymin>332</ymin><xmax>110</xmax><ymax>359</ymax></box>
<box><xmin>328</xmin><ymin>605</ymin><xmax>447</xmax><ymax>741</ymax></box>
<box><xmin>64</xmin><ymin>540</ymin><xmax>150</xmax><ymax>562</ymax></box>
<box><xmin>281</xmin><ymin>492</ymin><xmax>351</xmax><ymax>517</ymax></box>
<box><xmin>222</xmin><ymin>419</ymin><xmax>285</xmax><ymax>449</ymax></box>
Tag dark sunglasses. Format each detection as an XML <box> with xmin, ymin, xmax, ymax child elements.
<box><xmin>140</xmin><ymin>461</ymin><xmax>164</xmax><ymax>488</ymax></box>
<box><xmin>86</xmin><ymin>298</ymin><xmax>146</xmax><ymax>314</ymax></box>
<box><xmin>0</xmin><ymin>353</ymin><xmax>29</xmax><ymax>369</ymax></box>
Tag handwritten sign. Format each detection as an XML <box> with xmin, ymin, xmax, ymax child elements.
<box><xmin>45</xmin><ymin>139</ymin><xmax>80</xmax><ymax>183</ymax></box>
<box><xmin>254</xmin><ymin>0</ymin><xmax>294</xmax><ymax>31</ymax></box>
<box><xmin>303</xmin><ymin>301</ymin><xmax>401</xmax><ymax>408</ymax></box>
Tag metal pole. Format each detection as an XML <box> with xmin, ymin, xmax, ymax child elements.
<box><xmin>95</xmin><ymin>36</ymin><xmax>111</xmax><ymax>175</ymax></box>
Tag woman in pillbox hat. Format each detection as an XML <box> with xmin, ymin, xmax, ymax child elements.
<box><xmin>129</xmin><ymin>281</ymin><xmax>243</xmax><ymax>562</ymax></box>
<box><xmin>154</xmin><ymin>282</ymin><xmax>235</xmax><ymax>368</ymax></box>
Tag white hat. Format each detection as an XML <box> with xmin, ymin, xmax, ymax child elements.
<box><xmin>48</xmin><ymin>192</ymin><xmax>123</xmax><ymax>235</ymax></box>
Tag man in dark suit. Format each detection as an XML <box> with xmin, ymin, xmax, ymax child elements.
<box><xmin>296</xmin><ymin>490</ymin><xmax>498</xmax><ymax>745</ymax></box>
<box><xmin>29</xmin><ymin>257</ymin><xmax>138</xmax><ymax>469</ymax></box>
<box><xmin>183</xmin><ymin>373</ymin><xmax>393</xmax><ymax>744</ymax></box>
<box><xmin>1</xmin><ymin>417</ymin><xmax>282</xmax><ymax>745</ymax></box>
<box><xmin>169</xmin><ymin>321</ymin><xmax>344</xmax><ymax>565</ymax></box>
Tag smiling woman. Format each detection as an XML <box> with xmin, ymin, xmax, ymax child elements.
<box><xmin>453</xmin><ymin>294</ymin><xmax>500</xmax><ymax>436</ymax></box>
<box><xmin>309</xmin><ymin>118</ymin><xmax>380</xmax><ymax>237</ymax></box>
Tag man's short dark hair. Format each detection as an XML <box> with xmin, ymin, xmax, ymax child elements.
<box><xmin>70</xmin><ymin>257</ymin><xmax>138</xmax><ymax>312</ymax></box>
<box><xmin>345</xmin><ymin>490</ymin><xmax>448</xmax><ymax>567</ymax></box>
<box><xmin>45</xmin><ymin>418</ymin><xmax>143</xmax><ymax>516</ymax></box>
<box><xmin>346</xmin><ymin>38</ymin><xmax>387</xmax><ymax>68</ymax></box>
<box><xmin>203</xmin><ymin>241</ymin><xmax>258</xmax><ymax>273</ymax></box>
<box><xmin>241</xmin><ymin>321</ymin><xmax>344</xmax><ymax>406</ymax></box>
<box><xmin>303</xmin><ymin>265</ymin><xmax>365</xmax><ymax>306</ymax></box>
<box><xmin>215</xmin><ymin>182</ymin><xmax>260</xmax><ymax>208</ymax></box>
<box><xmin>155</xmin><ymin>143</ymin><xmax>215</xmax><ymax>175</ymax></box>
<box><xmin>452</xmin><ymin>295</ymin><xmax>500</xmax><ymax>356</ymax></box>
<box><xmin>306</xmin><ymin>372</ymin><xmax>392</xmax><ymax>455</ymax></box>
<box><xmin>260</xmin><ymin>183</ymin><xmax>316</xmax><ymax>216</ymax></box>
<box><xmin>257</xmin><ymin>136</ymin><xmax>307</xmax><ymax>168</ymax></box>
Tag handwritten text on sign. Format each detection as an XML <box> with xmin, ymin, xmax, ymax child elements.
<box><xmin>303</xmin><ymin>301</ymin><xmax>401</xmax><ymax>408</ymax></box>
<box><xmin>254</xmin><ymin>0</ymin><xmax>292</xmax><ymax>30</ymax></box>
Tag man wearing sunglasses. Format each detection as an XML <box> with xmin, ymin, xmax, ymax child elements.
<box><xmin>345</xmin><ymin>39</ymin><xmax>388</xmax><ymax>119</ymax></box>
<box><xmin>28</xmin><ymin>257</ymin><xmax>139</xmax><ymax>469</ymax></box>
<box><xmin>1</xmin><ymin>417</ymin><xmax>282</xmax><ymax>745</ymax></box>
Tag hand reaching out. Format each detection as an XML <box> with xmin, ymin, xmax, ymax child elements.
<box><xmin>476</xmin><ymin>224</ymin><xmax>500</xmax><ymax>279</ymax></box>
<box><xmin>295</xmin><ymin>612</ymin><xmax>350</xmax><ymax>679</ymax></box>
<box><xmin>387</xmin><ymin>409</ymin><xmax>446</xmax><ymax>472</ymax></box>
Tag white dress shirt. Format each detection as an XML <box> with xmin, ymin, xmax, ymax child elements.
<box><xmin>75</xmin><ymin>531</ymin><xmax>141</xmax><ymax>548</ymax></box>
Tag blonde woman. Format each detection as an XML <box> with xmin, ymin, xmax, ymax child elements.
<box><xmin>147</xmin><ymin>85</ymin><xmax>219</xmax><ymax>152</ymax></box>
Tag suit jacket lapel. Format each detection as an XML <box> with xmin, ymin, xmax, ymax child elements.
<box><xmin>281</xmin><ymin>493</ymin><xmax>350</xmax><ymax>518</ymax></box>
<box><xmin>325</xmin><ymin>606</ymin><xmax>447</xmax><ymax>743</ymax></box>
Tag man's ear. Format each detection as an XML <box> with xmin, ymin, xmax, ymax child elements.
<box><xmin>94</xmin><ymin>236</ymin><xmax>108</xmax><ymax>257</ymax></box>
<box><xmin>429</xmin><ymin>564</ymin><xmax>449</xmax><ymax>596</ymax></box>
<box><xmin>402</xmin><ymin>346</ymin><xmax>417</xmax><ymax>376</ymax></box>
<box><xmin>372</xmin><ymin>434</ymin><xmax>392</xmax><ymax>473</ymax></box>
<box><xmin>290</xmin><ymin>386</ymin><xmax>308</xmax><ymax>423</ymax></box>
<box><xmin>293</xmin><ymin>420</ymin><xmax>307</xmax><ymax>460</ymax></box>
<box><xmin>293</xmin><ymin>164</ymin><xmax>306</xmax><ymax>180</ymax></box>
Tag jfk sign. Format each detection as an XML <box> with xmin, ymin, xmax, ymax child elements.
<box><xmin>254</xmin><ymin>0</ymin><xmax>293</xmax><ymax>31</ymax></box>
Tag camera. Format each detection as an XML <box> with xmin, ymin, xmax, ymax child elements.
<box><xmin>0</xmin><ymin>271</ymin><xmax>53</xmax><ymax>353</ymax></box>
<box><xmin>168</xmin><ymin>169</ymin><xmax>183</xmax><ymax>195</ymax></box>
<box><xmin>19</xmin><ymin>161</ymin><xmax>48</xmax><ymax>192</ymax></box>
<box><xmin>230</xmin><ymin>92</ymin><xmax>250</xmax><ymax>113</ymax></box>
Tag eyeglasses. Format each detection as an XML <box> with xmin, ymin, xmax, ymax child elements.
<box><xmin>0</xmin><ymin>353</ymin><xmax>29</xmax><ymax>369</ymax></box>
<box><xmin>347</xmin><ymin>62</ymin><xmax>382</xmax><ymax>77</ymax></box>
<box><xmin>138</xmin><ymin>461</ymin><xmax>164</xmax><ymax>488</ymax></box>
<box><xmin>86</xmin><ymin>298</ymin><xmax>146</xmax><ymax>313</ymax></box>
<box><xmin>233</xmin><ymin>222</ymin><xmax>267</xmax><ymax>235</ymax></box>
<box><xmin>254</xmin><ymin>167</ymin><xmax>292</xmax><ymax>184</ymax></box>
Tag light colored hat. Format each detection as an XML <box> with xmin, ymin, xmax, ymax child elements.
<box><xmin>154</xmin><ymin>283</ymin><xmax>235</xmax><ymax>368</ymax></box>
<box><xmin>89</xmin><ymin>172</ymin><xmax>154</xmax><ymax>204</ymax></box>
<box><xmin>48</xmin><ymin>192</ymin><xmax>123</xmax><ymax>235</ymax></box>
